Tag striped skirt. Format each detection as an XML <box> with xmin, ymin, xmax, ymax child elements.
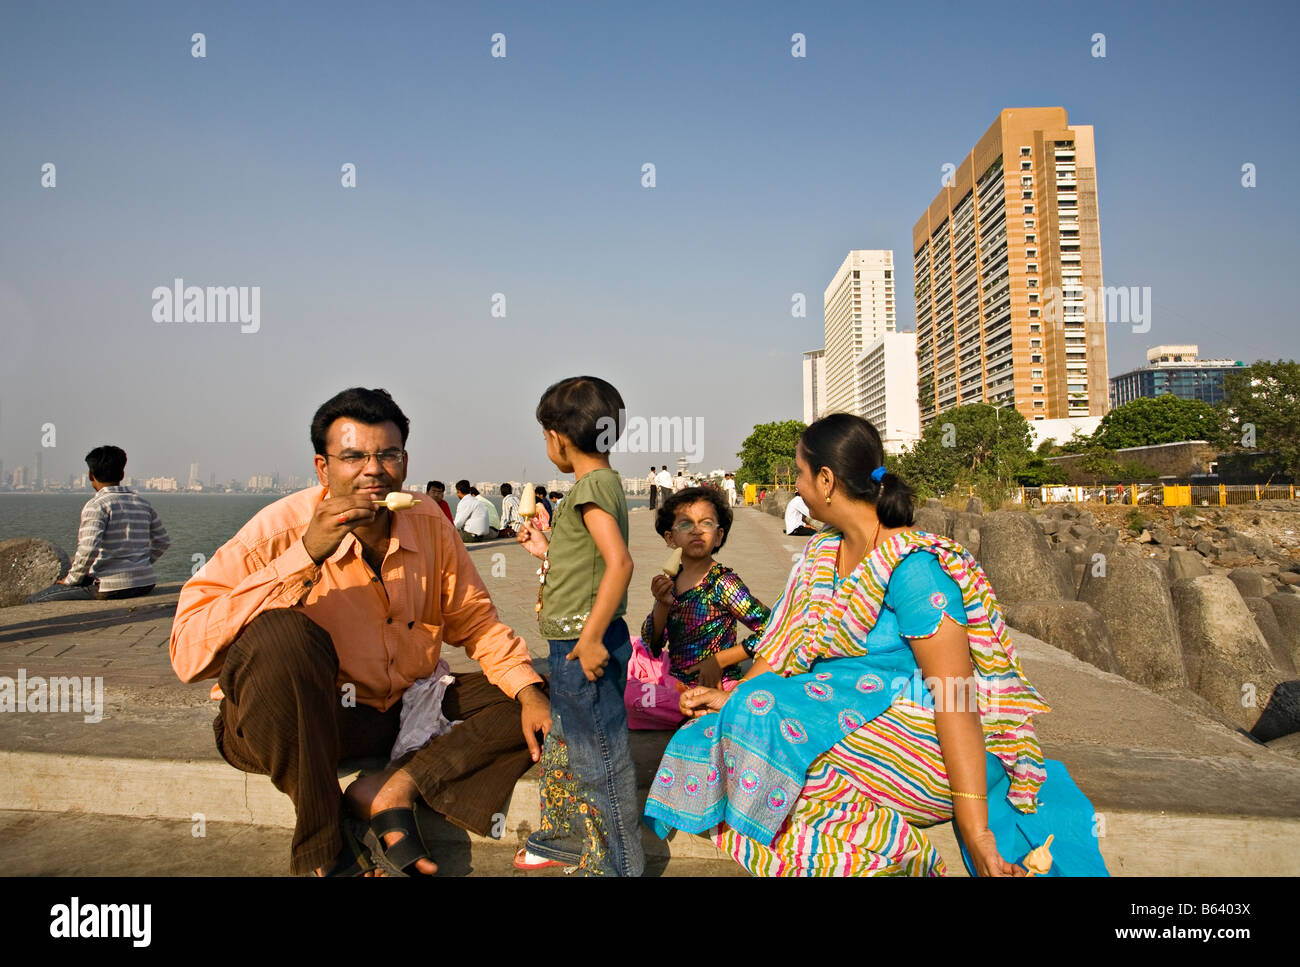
<box><xmin>715</xmin><ymin>697</ymin><xmax>955</xmax><ymax>876</ymax></box>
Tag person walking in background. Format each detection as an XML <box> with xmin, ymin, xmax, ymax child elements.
<box><xmin>723</xmin><ymin>473</ymin><xmax>737</xmax><ymax>508</ymax></box>
<box><xmin>655</xmin><ymin>465</ymin><xmax>673</xmax><ymax>503</ymax></box>
<box><xmin>425</xmin><ymin>481</ymin><xmax>453</xmax><ymax>522</ymax></box>
<box><xmin>647</xmin><ymin>466</ymin><xmax>659</xmax><ymax>511</ymax></box>
<box><xmin>27</xmin><ymin>445</ymin><xmax>169</xmax><ymax>603</ymax></box>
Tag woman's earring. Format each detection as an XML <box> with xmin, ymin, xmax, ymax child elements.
<box><xmin>824</xmin><ymin>493</ymin><xmax>832</xmax><ymax>505</ymax></box>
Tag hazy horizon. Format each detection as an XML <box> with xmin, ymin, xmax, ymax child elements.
<box><xmin>3</xmin><ymin>1</ymin><xmax>1297</xmax><ymax>488</ymax></box>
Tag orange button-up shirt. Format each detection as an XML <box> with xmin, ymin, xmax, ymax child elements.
<box><xmin>169</xmin><ymin>486</ymin><xmax>541</xmax><ymax>711</ymax></box>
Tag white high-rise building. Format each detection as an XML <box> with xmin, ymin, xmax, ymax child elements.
<box><xmin>188</xmin><ymin>463</ymin><xmax>201</xmax><ymax>489</ymax></box>
<box><xmin>855</xmin><ymin>333</ymin><xmax>921</xmax><ymax>455</ymax></box>
<box><xmin>801</xmin><ymin>349</ymin><xmax>827</xmax><ymax>426</ymax></box>
<box><xmin>823</xmin><ymin>250</ymin><xmax>896</xmax><ymax>415</ymax></box>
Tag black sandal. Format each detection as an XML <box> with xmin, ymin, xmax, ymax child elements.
<box><xmin>362</xmin><ymin>807</ymin><xmax>436</xmax><ymax>877</ymax></box>
<box><xmin>316</xmin><ymin>814</ymin><xmax>376</xmax><ymax>877</ymax></box>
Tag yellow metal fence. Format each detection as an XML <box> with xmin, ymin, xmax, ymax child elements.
<box><xmin>1019</xmin><ymin>484</ymin><xmax>1297</xmax><ymax>507</ymax></box>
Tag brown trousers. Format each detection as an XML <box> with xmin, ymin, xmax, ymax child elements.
<box><xmin>213</xmin><ymin>608</ymin><xmax>535</xmax><ymax>875</ymax></box>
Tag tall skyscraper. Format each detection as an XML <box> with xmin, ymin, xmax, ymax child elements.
<box><xmin>823</xmin><ymin>250</ymin><xmax>896</xmax><ymax>416</ymax></box>
<box><xmin>913</xmin><ymin>107</ymin><xmax>1108</xmax><ymax>427</ymax></box>
<box><xmin>801</xmin><ymin>349</ymin><xmax>827</xmax><ymax>426</ymax></box>
<box><xmin>188</xmin><ymin>462</ymin><xmax>201</xmax><ymax>490</ymax></box>
<box><xmin>35</xmin><ymin>451</ymin><xmax>43</xmax><ymax>491</ymax></box>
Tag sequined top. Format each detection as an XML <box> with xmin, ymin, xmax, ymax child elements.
<box><xmin>640</xmin><ymin>562</ymin><xmax>770</xmax><ymax>685</ymax></box>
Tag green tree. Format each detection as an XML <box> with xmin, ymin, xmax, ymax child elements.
<box><xmin>735</xmin><ymin>420</ymin><xmax>806</xmax><ymax>488</ymax></box>
<box><xmin>1221</xmin><ymin>360</ymin><xmax>1300</xmax><ymax>479</ymax></box>
<box><xmin>897</xmin><ymin>403</ymin><xmax>1034</xmax><ymax>496</ymax></box>
<box><xmin>1073</xmin><ymin>448</ymin><xmax>1123</xmax><ymax>484</ymax></box>
<box><xmin>1017</xmin><ymin>453</ymin><xmax>1069</xmax><ymax>486</ymax></box>
<box><xmin>1088</xmin><ymin>394</ymin><xmax>1227</xmax><ymax>450</ymax></box>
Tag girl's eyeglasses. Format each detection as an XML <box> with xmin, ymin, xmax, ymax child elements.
<box><xmin>673</xmin><ymin>519</ymin><xmax>718</xmax><ymax>534</ymax></box>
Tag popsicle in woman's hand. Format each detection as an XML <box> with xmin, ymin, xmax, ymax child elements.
<box><xmin>1022</xmin><ymin>834</ymin><xmax>1055</xmax><ymax>876</ymax></box>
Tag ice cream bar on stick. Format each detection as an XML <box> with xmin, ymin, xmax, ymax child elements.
<box><xmin>1022</xmin><ymin>834</ymin><xmax>1054</xmax><ymax>877</ymax></box>
<box><xmin>519</xmin><ymin>484</ymin><xmax>537</xmax><ymax>520</ymax></box>
<box><xmin>662</xmin><ymin>547</ymin><xmax>683</xmax><ymax>577</ymax></box>
<box><xmin>375</xmin><ymin>491</ymin><xmax>420</xmax><ymax>511</ymax></box>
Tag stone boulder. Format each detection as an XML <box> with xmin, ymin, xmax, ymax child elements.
<box><xmin>1229</xmin><ymin>568</ymin><xmax>1272</xmax><ymax>599</ymax></box>
<box><xmin>772</xmin><ymin>491</ymin><xmax>794</xmax><ymax>517</ymax></box>
<box><xmin>1244</xmin><ymin>597</ymin><xmax>1297</xmax><ymax>676</ymax></box>
<box><xmin>1250</xmin><ymin>681</ymin><xmax>1300</xmax><ymax>744</ymax></box>
<box><xmin>0</xmin><ymin>538</ymin><xmax>71</xmax><ymax>607</ymax></box>
<box><xmin>965</xmin><ymin>496</ymin><xmax>983</xmax><ymax>515</ymax></box>
<box><xmin>912</xmin><ymin>506</ymin><xmax>949</xmax><ymax>539</ymax></box>
<box><xmin>950</xmin><ymin>511</ymin><xmax>981</xmax><ymax>557</ymax></box>
<box><xmin>1003</xmin><ymin>600</ymin><xmax>1121</xmax><ymax>673</ymax></box>
<box><xmin>1147</xmin><ymin>523</ymin><xmax>1174</xmax><ymax>546</ymax></box>
<box><xmin>1266</xmin><ymin>732</ymin><xmax>1300</xmax><ymax>761</ymax></box>
<box><xmin>1067</xmin><ymin>521</ymin><xmax>1097</xmax><ymax>540</ymax></box>
<box><xmin>1169</xmin><ymin>575</ymin><xmax>1288</xmax><ymax>732</ymax></box>
<box><xmin>976</xmin><ymin>511</ymin><xmax>1074</xmax><ymax>605</ymax></box>
<box><xmin>1266</xmin><ymin>592</ymin><xmax>1300</xmax><ymax>670</ymax></box>
<box><xmin>1167</xmin><ymin>549</ymin><xmax>1210</xmax><ymax>582</ymax></box>
<box><xmin>1077</xmin><ymin>552</ymin><xmax>1186</xmax><ymax>692</ymax></box>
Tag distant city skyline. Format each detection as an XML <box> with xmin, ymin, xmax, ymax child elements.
<box><xmin>3</xmin><ymin>2</ymin><xmax>1297</xmax><ymax>486</ymax></box>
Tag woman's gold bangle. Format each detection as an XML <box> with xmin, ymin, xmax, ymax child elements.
<box><xmin>951</xmin><ymin>791</ymin><xmax>987</xmax><ymax>801</ymax></box>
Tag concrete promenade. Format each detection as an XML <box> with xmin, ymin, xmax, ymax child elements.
<box><xmin>1</xmin><ymin>505</ymin><xmax>1298</xmax><ymax>876</ymax></box>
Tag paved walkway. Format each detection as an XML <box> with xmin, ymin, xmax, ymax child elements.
<box><xmin>2</xmin><ymin>504</ymin><xmax>1299</xmax><ymax>875</ymax></box>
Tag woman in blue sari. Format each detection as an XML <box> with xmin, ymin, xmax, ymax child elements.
<box><xmin>644</xmin><ymin>414</ymin><xmax>1106</xmax><ymax>877</ymax></box>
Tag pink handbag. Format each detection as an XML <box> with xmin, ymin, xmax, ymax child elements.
<box><xmin>625</xmin><ymin>636</ymin><xmax>688</xmax><ymax>729</ymax></box>
<box><xmin>624</xmin><ymin>636</ymin><xmax>740</xmax><ymax>729</ymax></box>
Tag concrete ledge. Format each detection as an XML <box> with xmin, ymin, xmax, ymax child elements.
<box><xmin>0</xmin><ymin>750</ymin><xmax>734</xmax><ymax>864</ymax></box>
<box><xmin>4</xmin><ymin>748</ymin><xmax>1298</xmax><ymax>874</ymax></box>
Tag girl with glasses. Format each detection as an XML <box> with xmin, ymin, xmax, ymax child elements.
<box><xmin>640</xmin><ymin>487</ymin><xmax>770</xmax><ymax>692</ymax></box>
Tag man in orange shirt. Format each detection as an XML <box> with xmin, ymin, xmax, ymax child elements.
<box><xmin>170</xmin><ymin>387</ymin><xmax>551</xmax><ymax>876</ymax></box>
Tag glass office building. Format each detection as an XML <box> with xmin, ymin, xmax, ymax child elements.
<box><xmin>1109</xmin><ymin>345</ymin><xmax>1242</xmax><ymax>408</ymax></box>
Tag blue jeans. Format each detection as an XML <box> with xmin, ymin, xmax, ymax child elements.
<box><xmin>26</xmin><ymin>577</ymin><xmax>154</xmax><ymax>603</ymax></box>
<box><xmin>526</xmin><ymin>618</ymin><xmax>645</xmax><ymax>876</ymax></box>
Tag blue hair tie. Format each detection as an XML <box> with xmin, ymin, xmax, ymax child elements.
<box><xmin>871</xmin><ymin>466</ymin><xmax>887</xmax><ymax>483</ymax></box>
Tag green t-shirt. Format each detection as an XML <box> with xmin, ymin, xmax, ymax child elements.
<box><xmin>539</xmin><ymin>467</ymin><xmax>629</xmax><ymax>639</ymax></box>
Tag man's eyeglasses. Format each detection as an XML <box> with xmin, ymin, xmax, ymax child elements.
<box><xmin>327</xmin><ymin>449</ymin><xmax>406</xmax><ymax>469</ymax></box>
<box><xmin>673</xmin><ymin>519</ymin><xmax>719</xmax><ymax>534</ymax></box>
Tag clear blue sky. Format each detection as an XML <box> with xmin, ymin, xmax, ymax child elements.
<box><xmin>2</xmin><ymin>0</ymin><xmax>1297</xmax><ymax>486</ymax></box>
